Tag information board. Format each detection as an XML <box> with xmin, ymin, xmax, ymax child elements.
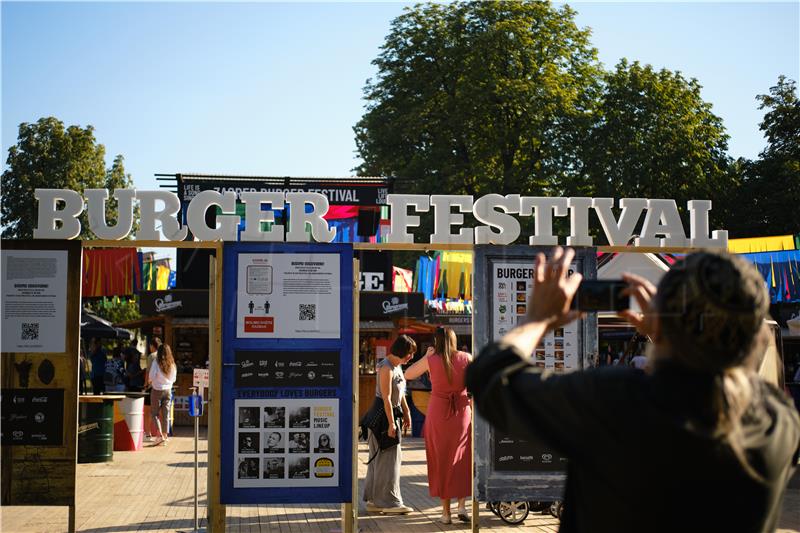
<box><xmin>473</xmin><ymin>245</ymin><xmax>597</xmax><ymax>502</ymax></box>
<box><xmin>221</xmin><ymin>243</ymin><xmax>353</xmax><ymax>504</ymax></box>
<box><xmin>1</xmin><ymin>239</ymin><xmax>81</xmax><ymax>510</ymax></box>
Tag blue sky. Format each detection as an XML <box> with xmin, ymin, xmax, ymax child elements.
<box><xmin>3</xmin><ymin>1</ymin><xmax>799</xmax><ymax>195</ymax></box>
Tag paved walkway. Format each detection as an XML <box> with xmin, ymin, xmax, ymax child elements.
<box><xmin>1</xmin><ymin>427</ymin><xmax>798</xmax><ymax>532</ymax></box>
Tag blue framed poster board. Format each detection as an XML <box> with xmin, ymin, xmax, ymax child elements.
<box><xmin>221</xmin><ymin>242</ymin><xmax>353</xmax><ymax>504</ymax></box>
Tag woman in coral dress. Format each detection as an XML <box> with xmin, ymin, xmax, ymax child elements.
<box><xmin>405</xmin><ymin>327</ymin><xmax>472</xmax><ymax>524</ymax></box>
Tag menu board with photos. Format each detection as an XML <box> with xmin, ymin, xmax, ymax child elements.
<box><xmin>472</xmin><ymin>245</ymin><xmax>597</xmax><ymax>501</ymax></box>
<box><xmin>492</xmin><ymin>262</ymin><xmax>580</xmax><ymax>373</ymax></box>
<box><xmin>234</xmin><ymin>399</ymin><xmax>339</xmax><ymax>488</ymax></box>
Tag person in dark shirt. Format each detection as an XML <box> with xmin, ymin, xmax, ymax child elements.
<box><xmin>466</xmin><ymin>248</ymin><xmax>800</xmax><ymax>533</ymax></box>
<box><xmin>124</xmin><ymin>342</ymin><xmax>144</xmax><ymax>392</ymax></box>
<box><xmin>89</xmin><ymin>338</ymin><xmax>107</xmax><ymax>395</ymax></box>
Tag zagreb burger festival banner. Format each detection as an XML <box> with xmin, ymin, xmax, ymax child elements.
<box><xmin>32</xmin><ymin>189</ymin><xmax>727</xmax><ymax>248</ymax></box>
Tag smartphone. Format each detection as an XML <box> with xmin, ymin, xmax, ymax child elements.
<box><xmin>571</xmin><ymin>280</ymin><xmax>628</xmax><ymax>312</ymax></box>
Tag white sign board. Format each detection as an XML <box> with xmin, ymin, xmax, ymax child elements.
<box><xmin>1</xmin><ymin>250</ymin><xmax>68</xmax><ymax>353</ymax></box>
<box><xmin>193</xmin><ymin>368</ymin><xmax>210</xmax><ymax>389</ymax></box>
<box><xmin>234</xmin><ymin>398</ymin><xmax>339</xmax><ymax>488</ymax></box>
<box><xmin>236</xmin><ymin>253</ymin><xmax>340</xmax><ymax>339</ymax></box>
<box><xmin>492</xmin><ymin>261</ymin><xmax>580</xmax><ymax>373</ymax></box>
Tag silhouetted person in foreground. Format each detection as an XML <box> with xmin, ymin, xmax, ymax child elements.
<box><xmin>466</xmin><ymin>248</ymin><xmax>799</xmax><ymax>533</ymax></box>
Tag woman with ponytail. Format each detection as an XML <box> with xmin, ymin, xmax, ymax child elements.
<box><xmin>405</xmin><ymin>326</ymin><xmax>472</xmax><ymax>524</ymax></box>
<box><xmin>466</xmin><ymin>247</ymin><xmax>799</xmax><ymax>533</ymax></box>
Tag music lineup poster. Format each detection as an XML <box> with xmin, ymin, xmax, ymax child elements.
<box><xmin>234</xmin><ymin>398</ymin><xmax>339</xmax><ymax>488</ymax></box>
<box><xmin>1</xmin><ymin>249</ymin><xmax>68</xmax><ymax>353</ymax></box>
<box><xmin>236</xmin><ymin>253</ymin><xmax>340</xmax><ymax>339</ymax></box>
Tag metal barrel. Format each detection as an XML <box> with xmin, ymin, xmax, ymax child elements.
<box><xmin>78</xmin><ymin>400</ymin><xmax>114</xmax><ymax>463</ymax></box>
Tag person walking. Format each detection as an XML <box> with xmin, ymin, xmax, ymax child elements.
<box><xmin>148</xmin><ymin>342</ymin><xmax>177</xmax><ymax>446</ymax></box>
<box><xmin>363</xmin><ymin>335</ymin><xmax>416</xmax><ymax>515</ymax></box>
<box><xmin>405</xmin><ymin>327</ymin><xmax>472</xmax><ymax>524</ymax></box>
<box><xmin>466</xmin><ymin>247</ymin><xmax>800</xmax><ymax>533</ymax></box>
<box><xmin>143</xmin><ymin>337</ymin><xmax>162</xmax><ymax>441</ymax></box>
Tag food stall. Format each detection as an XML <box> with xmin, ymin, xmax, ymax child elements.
<box><xmin>117</xmin><ymin>289</ymin><xmax>210</xmax><ymax>426</ymax></box>
<box><xmin>357</xmin><ymin>291</ymin><xmax>425</xmax><ymax>419</ymax></box>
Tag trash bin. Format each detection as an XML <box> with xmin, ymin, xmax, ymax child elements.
<box><xmin>78</xmin><ymin>396</ymin><xmax>120</xmax><ymax>463</ymax></box>
<box><xmin>114</xmin><ymin>395</ymin><xmax>145</xmax><ymax>451</ymax></box>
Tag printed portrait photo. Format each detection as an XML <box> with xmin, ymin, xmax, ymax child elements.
<box><xmin>313</xmin><ymin>432</ymin><xmax>335</xmax><ymax>453</ymax></box>
<box><xmin>264</xmin><ymin>457</ymin><xmax>285</xmax><ymax>479</ymax></box>
<box><xmin>237</xmin><ymin>457</ymin><xmax>259</xmax><ymax>479</ymax></box>
<box><xmin>288</xmin><ymin>456</ymin><xmax>310</xmax><ymax>479</ymax></box>
<box><xmin>263</xmin><ymin>431</ymin><xmax>285</xmax><ymax>453</ymax></box>
<box><xmin>288</xmin><ymin>406</ymin><xmax>310</xmax><ymax>428</ymax></box>
<box><xmin>238</xmin><ymin>406</ymin><xmax>260</xmax><ymax>429</ymax></box>
<box><xmin>238</xmin><ymin>432</ymin><xmax>260</xmax><ymax>454</ymax></box>
<box><xmin>263</xmin><ymin>406</ymin><xmax>285</xmax><ymax>428</ymax></box>
<box><xmin>288</xmin><ymin>432</ymin><xmax>310</xmax><ymax>453</ymax></box>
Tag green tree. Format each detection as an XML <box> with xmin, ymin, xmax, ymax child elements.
<box><xmin>1</xmin><ymin>117</ymin><xmax>134</xmax><ymax>239</ymax></box>
<box><xmin>85</xmin><ymin>296</ymin><xmax>141</xmax><ymax>325</ymax></box>
<box><xmin>574</xmin><ymin>60</ymin><xmax>734</xmax><ymax>228</ymax></box>
<box><xmin>732</xmin><ymin>76</ymin><xmax>800</xmax><ymax>236</ymax></box>
<box><xmin>354</xmin><ymin>1</ymin><xmax>601</xmax><ymax>199</ymax></box>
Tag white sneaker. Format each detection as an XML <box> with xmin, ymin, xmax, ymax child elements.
<box><xmin>382</xmin><ymin>505</ymin><xmax>413</xmax><ymax>514</ymax></box>
<box><xmin>144</xmin><ymin>435</ymin><xmax>153</xmax><ymax>442</ymax></box>
<box><xmin>438</xmin><ymin>514</ymin><xmax>451</xmax><ymax>524</ymax></box>
<box><xmin>365</xmin><ymin>502</ymin><xmax>383</xmax><ymax>513</ymax></box>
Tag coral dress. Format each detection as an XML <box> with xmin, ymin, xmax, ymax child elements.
<box><xmin>423</xmin><ymin>351</ymin><xmax>472</xmax><ymax>499</ymax></box>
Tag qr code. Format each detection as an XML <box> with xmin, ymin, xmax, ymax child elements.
<box><xmin>299</xmin><ymin>304</ymin><xmax>316</xmax><ymax>321</ymax></box>
<box><xmin>21</xmin><ymin>322</ymin><xmax>39</xmax><ymax>340</ymax></box>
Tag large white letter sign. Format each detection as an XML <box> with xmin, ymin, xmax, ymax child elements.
<box><xmin>687</xmin><ymin>200</ymin><xmax>728</xmax><ymax>248</ymax></box>
<box><xmin>473</xmin><ymin>194</ymin><xmax>521</xmax><ymax>245</ymax></box>
<box><xmin>239</xmin><ymin>192</ymin><xmax>285</xmax><ymax>242</ymax></box>
<box><xmin>186</xmin><ymin>190</ymin><xmax>240</xmax><ymax>241</ymax></box>
<box><xmin>519</xmin><ymin>197</ymin><xmax>568</xmax><ymax>246</ymax></box>
<box><xmin>136</xmin><ymin>191</ymin><xmax>188</xmax><ymax>241</ymax></box>
<box><xmin>566</xmin><ymin>197</ymin><xmax>593</xmax><ymax>247</ymax></box>
<box><xmin>285</xmin><ymin>192</ymin><xmax>335</xmax><ymax>242</ymax></box>
<box><xmin>430</xmin><ymin>195</ymin><xmax>474</xmax><ymax>245</ymax></box>
<box><xmin>33</xmin><ymin>189</ymin><xmax>84</xmax><ymax>239</ymax></box>
<box><xmin>636</xmin><ymin>199</ymin><xmax>687</xmax><ymax>247</ymax></box>
<box><xmin>85</xmin><ymin>188</ymin><xmax>136</xmax><ymax>240</ymax></box>
<box><xmin>593</xmin><ymin>198</ymin><xmax>648</xmax><ymax>246</ymax></box>
<box><xmin>386</xmin><ymin>194</ymin><xmax>430</xmax><ymax>244</ymax></box>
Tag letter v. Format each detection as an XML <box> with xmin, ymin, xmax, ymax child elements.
<box><xmin>592</xmin><ymin>198</ymin><xmax>648</xmax><ymax>246</ymax></box>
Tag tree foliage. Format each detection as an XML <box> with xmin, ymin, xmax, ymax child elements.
<box><xmin>355</xmin><ymin>2</ymin><xmax>798</xmax><ymax>239</ymax></box>
<box><xmin>1</xmin><ymin>117</ymin><xmax>134</xmax><ymax>239</ymax></box>
<box><xmin>576</xmin><ymin>60</ymin><xmax>736</xmax><ymax>227</ymax></box>
<box><xmin>730</xmin><ymin>76</ymin><xmax>800</xmax><ymax>236</ymax></box>
<box><xmin>355</xmin><ymin>1</ymin><xmax>601</xmax><ymax>198</ymax></box>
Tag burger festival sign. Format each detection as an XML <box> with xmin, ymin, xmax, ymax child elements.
<box><xmin>32</xmin><ymin>189</ymin><xmax>727</xmax><ymax>248</ymax></box>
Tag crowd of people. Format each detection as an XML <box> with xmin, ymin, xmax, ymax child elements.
<box><xmin>80</xmin><ymin>335</ymin><xmax>177</xmax><ymax>447</ymax></box>
<box><xmin>361</xmin><ymin>248</ymin><xmax>798</xmax><ymax>532</ymax></box>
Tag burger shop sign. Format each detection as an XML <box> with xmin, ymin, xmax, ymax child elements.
<box><xmin>32</xmin><ymin>189</ymin><xmax>727</xmax><ymax>247</ymax></box>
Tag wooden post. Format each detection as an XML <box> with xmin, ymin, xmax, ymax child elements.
<box><xmin>341</xmin><ymin>258</ymin><xmax>360</xmax><ymax>533</ymax></box>
<box><xmin>207</xmin><ymin>251</ymin><xmax>226</xmax><ymax>532</ymax></box>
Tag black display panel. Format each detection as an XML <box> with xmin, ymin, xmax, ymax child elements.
<box><xmin>235</xmin><ymin>351</ymin><xmax>339</xmax><ymax>388</ymax></box>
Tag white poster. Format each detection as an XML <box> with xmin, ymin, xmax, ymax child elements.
<box><xmin>491</xmin><ymin>261</ymin><xmax>580</xmax><ymax>373</ymax></box>
<box><xmin>1</xmin><ymin>250</ymin><xmax>68</xmax><ymax>353</ymax></box>
<box><xmin>234</xmin><ymin>398</ymin><xmax>339</xmax><ymax>488</ymax></box>
<box><xmin>236</xmin><ymin>253</ymin><xmax>341</xmax><ymax>339</ymax></box>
